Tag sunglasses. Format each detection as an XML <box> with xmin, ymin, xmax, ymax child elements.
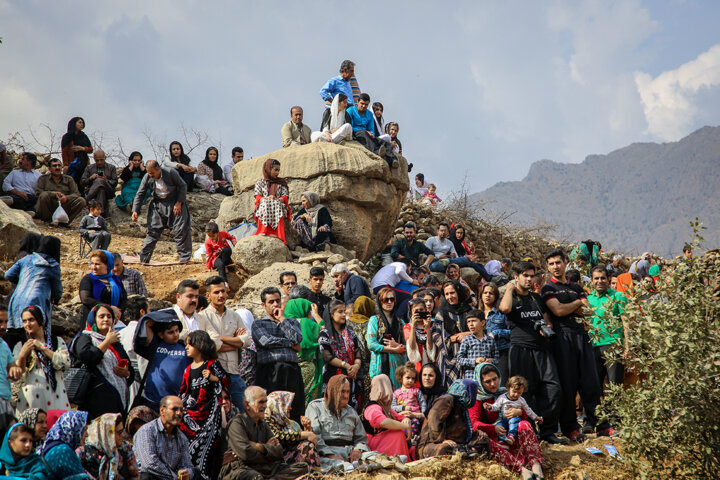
<box><xmin>383</xmin><ymin>297</ymin><xmax>396</xmax><ymax>303</ymax></box>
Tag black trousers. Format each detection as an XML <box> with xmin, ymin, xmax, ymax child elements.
<box><xmin>353</xmin><ymin>131</ymin><xmax>397</xmax><ymax>166</ymax></box>
<box><xmin>9</xmin><ymin>193</ymin><xmax>37</xmax><ymax>211</ymax></box>
<box><xmin>213</xmin><ymin>246</ymin><xmax>233</xmax><ymax>281</ymax></box>
<box><xmin>497</xmin><ymin>348</ymin><xmax>510</xmax><ymax>386</ymax></box>
<box><xmin>552</xmin><ymin>330</ymin><xmax>608</xmax><ymax>433</ymax></box>
<box><xmin>508</xmin><ymin>344</ymin><xmax>561</xmax><ymax>439</ymax></box>
<box><xmin>594</xmin><ymin>344</ymin><xmax>624</xmax><ymax>386</ymax></box>
<box><xmin>256</xmin><ymin>361</ymin><xmax>305</xmax><ymax>422</ymax></box>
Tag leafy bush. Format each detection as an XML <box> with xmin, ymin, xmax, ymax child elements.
<box><xmin>600</xmin><ymin>222</ymin><xmax>720</xmax><ymax>478</ymax></box>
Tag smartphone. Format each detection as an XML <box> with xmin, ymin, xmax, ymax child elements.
<box><xmin>117</xmin><ymin>359</ymin><xmax>128</xmax><ymax>368</ymax></box>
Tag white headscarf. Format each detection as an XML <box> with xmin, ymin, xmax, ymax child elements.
<box><xmin>330</xmin><ymin>94</ymin><xmax>345</xmax><ymax>131</ymax></box>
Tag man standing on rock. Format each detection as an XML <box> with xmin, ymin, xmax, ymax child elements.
<box><xmin>252</xmin><ymin>287</ymin><xmax>305</xmax><ymax>422</ymax></box>
<box><xmin>131</xmin><ymin>160</ymin><xmax>192</xmax><ymax>264</ymax></box>
<box><xmin>320</xmin><ymin>60</ymin><xmax>355</xmax><ymax>108</ymax></box>
<box><xmin>35</xmin><ymin>157</ymin><xmax>86</xmax><ymax>224</ymax></box>
<box><xmin>281</xmin><ymin>106</ymin><xmax>312</xmax><ymax>148</ymax></box>
<box><xmin>81</xmin><ymin>149</ymin><xmax>118</xmax><ymax>213</ymax></box>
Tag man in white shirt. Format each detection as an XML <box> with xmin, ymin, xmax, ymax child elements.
<box><xmin>223</xmin><ymin>147</ymin><xmax>244</xmax><ymax>186</ymax></box>
<box><xmin>197</xmin><ymin>276</ymin><xmax>251</xmax><ymax>410</ymax></box>
<box><xmin>370</xmin><ymin>259</ymin><xmax>417</xmax><ymax>294</ymax></box>
<box><xmin>2</xmin><ymin>152</ymin><xmax>42</xmax><ymax>212</ymax></box>
<box><xmin>172</xmin><ymin>280</ymin><xmax>200</xmax><ymax>341</ymax></box>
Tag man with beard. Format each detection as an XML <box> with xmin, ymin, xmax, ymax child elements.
<box><xmin>390</xmin><ymin>222</ymin><xmax>435</xmax><ymax>267</ymax></box>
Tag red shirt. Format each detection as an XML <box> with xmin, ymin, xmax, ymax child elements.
<box><xmin>205</xmin><ymin>231</ymin><xmax>236</xmax><ymax>269</ymax></box>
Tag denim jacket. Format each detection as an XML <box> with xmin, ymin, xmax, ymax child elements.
<box><xmin>485</xmin><ymin>308</ymin><xmax>511</xmax><ymax>351</ymax></box>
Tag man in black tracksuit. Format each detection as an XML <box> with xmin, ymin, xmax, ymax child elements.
<box><xmin>499</xmin><ymin>260</ymin><xmax>566</xmax><ymax>445</ymax></box>
<box><xmin>542</xmin><ymin>249</ymin><xmax>613</xmax><ymax>442</ymax></box>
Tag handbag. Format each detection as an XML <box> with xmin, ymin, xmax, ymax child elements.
<box><xmin>64</xmin><ymin>365</ymin><xmax>91</xmax><ymax>404</ymax></box>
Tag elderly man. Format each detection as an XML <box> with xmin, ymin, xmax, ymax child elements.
<box><xmin>35</xmin><ymin>157</ymin><xmax>87</xmax><ymax>224</ymax></box>
<box><xmin>112</xmin><ymin>253</ymin><xmax>148</xmax><ymax>296</ymax></box>
<box><xmin>252</xmin><ymin>287</ymin><xmax>305</xmax><ymax>422</ymax></box>
<box><xmin>81</xmin><ymin>149</ymin><xmax>118</xmax><ymax>212</ymax></box>
<box><xmin>2</xmin><ymin>152</ymin><xmax>41</xmax><ymax>212</ymax></box>
<box><xmin>281</xmin><ymin>106</ymin><xmax>312</xmax><ymax>148</ymax></box>
<box><xmin>131</xmin><ymin>160</ymin><xmax>192</xmax><ymax>263</ymax></box>
<box><xmin>220</xmin><ymin>386</ymin><xmax>309</xmax><ymax>480</ymax></box>
<box><xmin>330</xmin><ymin>263</ymin><xmax>371</xmax><ymax>306</ymax></box>
<box><xmin>133</xmin><ymin>395</ymin><xmax>194</xmax><ymax>480</ymax></box>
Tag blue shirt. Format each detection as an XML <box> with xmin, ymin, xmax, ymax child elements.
<box><xmin>252</xmin><ymin>317</ymin><xmax>303</xmax><ymax>365</ymax></box>
<box><xmin>134</xmin><ymin>418</ymin><xmax>194</xmax><ymax>480</ymax></box>
<box><xmin>319</xmin><ymin>75</ymin><xmax>354</xmax><ymax>105</ymax></box>
<box><xmin>347</xmin><ymin>106</ymin><xmax>375</xmax><ymax>133</ymax></box>
<box><xmin>143</xmin><ymin>340</ymin><xmax>191</xmax><ymax>407</ymax></box>
<box><xmin>0</xmin><ymin>340</ymin><xmax>13</xmax><ymax>400</ymax></box>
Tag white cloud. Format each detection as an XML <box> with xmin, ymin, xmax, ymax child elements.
<box><xmin>635</xmin><ymin>44</ymin><xmax>720</xmax><ymax>140</ymax></box>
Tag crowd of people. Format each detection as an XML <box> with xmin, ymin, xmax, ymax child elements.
<box><xmin>0</xmin><ymin>59</ymin><xmax>677</xmax><ymax>480</ymax></box>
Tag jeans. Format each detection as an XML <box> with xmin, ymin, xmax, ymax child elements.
<box><xmin>498</xmin><ymin>415</ymin><xmax>522</xmax><ymax>440</ymax></box>
<box><xmin>448</xmin><ymin>257</ymin><xmax>492</xmax><ymax>281</ymax></box>
<box><xmin>228</xmin><ymin>373</ymin><xmax>247</xmax><ymax>412</ymax></box>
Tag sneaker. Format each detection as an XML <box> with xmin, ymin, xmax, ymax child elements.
<box><xmin>581</xmin><ymin>423</ymin><xmax>595</xmax><ymax>434</ymax></box>
<box><xmin>542</xmin><ymin>434</ymin><xmax>569</xmax><ymax>445</ymax></box>
<box><xmin>567</xmin><ymin>429</ymin><xmax>587</xmax><ymax>443</ymax></box>
<box><xmin>597</xmin><ymin>427</ymin><xmax>620</xmax><ymax>437</ymax></box>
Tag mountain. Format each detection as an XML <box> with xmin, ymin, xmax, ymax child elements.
<box><xmin>470</xmin><ymin>126</ymin><xmax>720</xmax><ymax>256</ymax></box>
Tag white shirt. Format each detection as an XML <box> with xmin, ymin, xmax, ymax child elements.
<box><xmin>485</xmin><ymin>260</ymin><xmax>502</xmax><ymax>277</ymax></box>
<box><xmin>3</xmin><ymin>169</ymin><xmax>41</xmax><ymax>195</ymax></box>
<box><xmin>154</xmin><ymin>177</ymin><xmax>170</xmax><ymax>199</ymax></box>
<box><xmin>223</xmin><ymin>162</ymin><xmax>235</xmax><ymax>184</ymax></box>
<box><xmin>371</xmin><ymin>261</ymin><xmax>414</xmax><ymax>289</ymax></box>
<box><xmin>173</xmin><ymin>305</ymin><xmax>198</xmax><ymax>341</ymax></box>
<box><xmin>425</xmin><ymin>236</ymin><xmax>457</xmax><ymax>257</ymax></box>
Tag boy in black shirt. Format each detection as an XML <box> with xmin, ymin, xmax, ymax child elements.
<box><xmin>499</xmin><ymin>260</ymin><xmax>565</xmax><ymax>445</ymax></box>
<box><xmin>542</xmin><ymin>249</ymin><xmax>614</xmax><ymax>441</ymax></box>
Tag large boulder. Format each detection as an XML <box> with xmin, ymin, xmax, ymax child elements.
<box><xmin>215</xmin><ymin>142</ymin><xmax>409</xmax><ymax>261</ymax></box>
<box><xmin>231</xmin><ymin>235</ymin><xmax>292</xmax><ymax>276</ymax></box>
<box><xmin>0</xmin><ymin>202</ymin><xmax>42</xmax><ymax>259</ymax></box>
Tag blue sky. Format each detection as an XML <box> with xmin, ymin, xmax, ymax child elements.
<box><xmin>1</xmin><ymin>0</ymin><xmax>719</xmax><ymax>194</ymax></box>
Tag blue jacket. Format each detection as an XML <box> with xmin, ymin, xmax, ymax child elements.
<box><xmin>319</xmin><ymin>75</ymin><xmax>354</xmax><ymax>105</ymax></box>
<box><xmin>485</xmin><ymin>308</ymin><xmax>511</xmax><ymax>351</ymax></box>
<box><xmin>4</xmin><ymin>253</ymin><xmax>62</xmax><ymax>329</ymax></box>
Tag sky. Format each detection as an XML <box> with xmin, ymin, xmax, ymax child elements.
<box><xmin>1</xmin><ymin>0</ymin><xmax>719</xmax><ymax>195</ymax></box>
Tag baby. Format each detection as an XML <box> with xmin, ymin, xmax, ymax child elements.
<box><xmin>421</xmin><ymin>184</ymin><xmax>442</xmax><ymax>205</ymax></box>
<box><xmin>484</xmin><ymin>376</ymin><xmax>543</xmax><ymax>445</ymax></box>
<box><xmin>392</xmin><ymin>362</ymin><xmax>427</xmax><ymax>442</ymax></box>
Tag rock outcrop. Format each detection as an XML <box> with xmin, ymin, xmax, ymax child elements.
<box><xmin>0</xmin><ymin>202</ymin><xmax>42</xmax><ymax>259</ymax></box>
<box><xmin>215</xmin><ymin>142</ymin><xmax>409</xmax><ymax>261</ymax></box>
<box><xmin>231</xmin><ymin>235</ymin><xmax>292</xmax><ymax>276</ymax></box>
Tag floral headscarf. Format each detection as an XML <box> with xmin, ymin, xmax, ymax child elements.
<box><xmin>265</xmin><ymin>391</ymin><xmax>301</xmax><ymax>433</ymax></box>
<box><xmin>125</xmin><ymin>406</ymin><xmax>158</xmax><ymax>440</ymax></box>
<box><xmin>42</xmin><ymin>410</ymin><xmax>88</xmax><ymax>455</ymax></box>
<box><xmin>17</xmin><ymin>408</ymin><xmax>43</xmax><ymax>432</ymax></box>
<box><xmin>474</xmin><ymin>362</ymin><xmax>507</xmax><ymax>402</ymax></box>
<box><xmin>324</xmin><ymin>374</ymin><xmax>349</xmax><ymax>417</ymax></box>
<box><xmin>85</xmin><ymin>413</ymin><xmax>123</xmax><ymax>480</ymax></box>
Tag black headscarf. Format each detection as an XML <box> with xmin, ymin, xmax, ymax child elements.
<box><xmin>18</xmin><ymin>233</ymin><xmax>42</xmax><ymax>259</ymax></box>
<box><xmin>36</xmin><ymin>236</ymin><xmax>61</xmax><ymax>263</ymax></box>
<box><xmin>169</xmin><ymin>141</ymin><xmax>192</xmax><ymax>166</ymax></box>
<box><xmin>419</xmin><ymin>363</ymin><xmax>446</xmax><ymax>414</ymax></box>
<box><xmin>201</xmin><ymin>147</ymin><xmax>224</xmax><ymax>182</ymax></box>
<box><xmin>60</xmin><ymin>117</ymin><xmax>92</xmax><ymax>151</ymax></box>
<box><xmin>438</xmin><ymin>280</ymin><xmax>472</xmax><ymax>334</ymax></box>
<box><xmin>449</xmin><ymin>224</ymin><xmax>467</xmax><ymax>257</ymax></box>
<box><xmin>375</xmin><ymin>294</ymin><xmax>403</xmax><ymax>377</ymax></box>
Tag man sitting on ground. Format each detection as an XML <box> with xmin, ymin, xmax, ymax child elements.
<box><xmin>281</xmin><ymin>106</ymin><xmax>312</xmax><ymax>148</ymax></box>
<box><xmin>219</xmin><ymin>386</ymin><xmax>309</xmax><ymax>480</ymax></box>
<box><xmin>35</xmin><ymin>157</ymin><xmax>87</xmax><ymax>224</ymax></box>
<box><xmin>81</xmin><ymin>149</ymin><xmax>118</xmax><ymax>213</ymax></box>
<box><xmin>223</xmin><ymin>147</ymin><xmax>243</xmax><ymax>186</ymax></box>
<box><xmin>347</xmin><ymin>93</ymin><xmax>398</xmax><ymax>168</ymax></box>
<box><xmin>112</xmin><ymin>253</ymin><xmax>148</xmax><ymax>296</ymax></box>
<box><xmin>2</xmin><ymin>152</ymin><xmax>41</xmax><ymax>213</ymax></box>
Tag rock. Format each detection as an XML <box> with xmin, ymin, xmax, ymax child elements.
<box><xmin>231</xmin><ymin>235</ymin><xmax>291</xmax><ymax>276</ymax></box>
<box><xmin>326</xmin><ymin>254</ymin><xmax>344</xmax><ymax>265</ymax></box>
<box><xmin>106</xmin><ymin>191</ymin><xmax>224</xmax><ymax>243</ymax></box>
<box><xmin>569</xmin><ymin>454</ymin><xmax>582</xmax><ymax>466</ymax></box>
<box><xmin>460</xmin><ymin>267</ymin><xmax>480</xmax><ymax>290</ymax></box>
<box><xmin>51</xmin><ymin>304</ymin><xmax>83</xmax><ymax>339</ymax></box>
<box><xmin>297</xmin><ymin>252</ymin><xmax>332</xmax><ymax>264</ymax></box>
<box><xmin>0</xmin><ymin>202</ymin><xmax>42</xmax><ymax>259</ymax></box>
<box><xmin>215</xmin><ymin>142</ymin><xmax>409</xmax><ymax>261</ymax></box>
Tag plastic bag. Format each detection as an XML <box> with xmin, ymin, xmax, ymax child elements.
<box><xmin>52</xmin><ymin>201</ymin><xmax>69</xmax><ymax>224</ymax></box>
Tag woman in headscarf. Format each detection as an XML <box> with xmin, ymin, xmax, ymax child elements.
<box><xmin>367</xmin><ymin>287</ymin><xmax>408</xmax><ymax>390</ymax></box>
<box><xmin>319</xmin><ymin>300</ymin><xmax>362</xmax><ymax>410</ymax></box>
<box><xmin>252</xmin><ymin>158</ymin><xmax>291</xmax><ymax>244</ymax></box>
<box><xmin>5</xmin><ymin>235</ymin><xmax>62</xmax><ymax>346</ymax></box>
<box><xmin>347</xmin><ymin>295</ymin><xmax>375</xmax><ymax>405</ymax></box>
<box><xmin>116</xmin><ymin>151</ymin><xmax>147</xmax><ymax>211</ymax></box>
<box><xmin>78</xmin><ymin>250</ymin><xmax>128</xmax><ymax>324</ymax></box>
<box><xmin>417</xmin><ymin>379</ymin><xmax>488</xmax><ymax>459</ymax></box>
<box><xmin>447</xmin><ymin>223</ymin><xmax>492</xmax><ymax>282</ymax></box>
<box><xmin>13</xmin><ymin>306</ymin><xmax>71</xmax><ymax>413</ymax></box>
<box><xmin>418</xmin><ymin>363</ymin><xmax>446</xmax><ymax>416</ymax></box>
<box><xmin>284</xmin><ymin>298</ymin><xmax>324</xmax><ymax>404</ymax></box>
<box><xmin>264</xmin><ymin>390</ymin><xmax>321</xmax><ymax>468</ymax></box>
<box><xmin>45</xmin><ymin>409</ymin><xmax>68</xmax><ymax>431</ymax></box>
<box><xmin>123</xmin><ymin>406</ymin><xmax>157</xmax><ymax>445</ymax></box>
<box><xmin>429</xmin><ymin>280</ymin><xmax>473</xmax><ymax>387</ymax></box>
<box><xmin>196</xmin><ymin>146</ymin><xmax>231</xmax><ymax>195</ymax></box>
<box><xmin>362</xmin><ymin>374</ymin><xmax>411</xmax><ymax>458</ymax></box>
<box><xmin>163</xmin><ymin>141</ymin><xmax>196</xmax><ymax>191</ymax></box>
<box><xmin>17</xmin><ymin>232</ymin><xmax>42</xmax><ymax>260</ymax></box>
<box><xmin>61</xmin><ymin>116</ymin><xmax>93</xmax><ymax>185</ymax></box>
<box><xmin>291</xmin><ymin>191</ymin><xmax>335</xmax><ymax>251</ymax></box>
<box><xmin>305</xmin><ymin>374</ymin><xmax>371</xmax><ymax>472</ymax></box>
<box><xmin>17</xmin><ymin>408</ymin><xmax>48</xmax><ymax>451</ymax></box>
<box><xmin>40</xmin><ymin>410</ymin><xmax>91</xmax><ymax>480</ymax></box>
<box><xmin>469</xmin><ymin>363</ymin><xmax>544</xmax><ymax>480</ymax></box>
<box><xmin>0</xmin><ymin>423</ymin><xmax>48</xmax><ymax>480</ymax></box>
<box><xmin>311</xmin><ymin>93</ymin><xmax>353</xmax><ymax>144</ymax></box>
<box><xmin>72</xmin><ymin>304</ymin><xmax>133</xmax><ymax>420</ymax></box>
<box><xmin>77</xmin><ymin>412</ymin><xmax>140</xmax><ymax>480</ymax></box>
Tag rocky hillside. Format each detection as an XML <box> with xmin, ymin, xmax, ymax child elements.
<box><xmin>470</xmin><ymin>126</ymin><xmax>720</xmax><ymax>256</ymax></box>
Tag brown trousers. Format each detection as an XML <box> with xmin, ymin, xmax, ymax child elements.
<box><xmin>36</xmin><ymin>192</ymin><xmax>87</xmax><ymax>223</ymax></box>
